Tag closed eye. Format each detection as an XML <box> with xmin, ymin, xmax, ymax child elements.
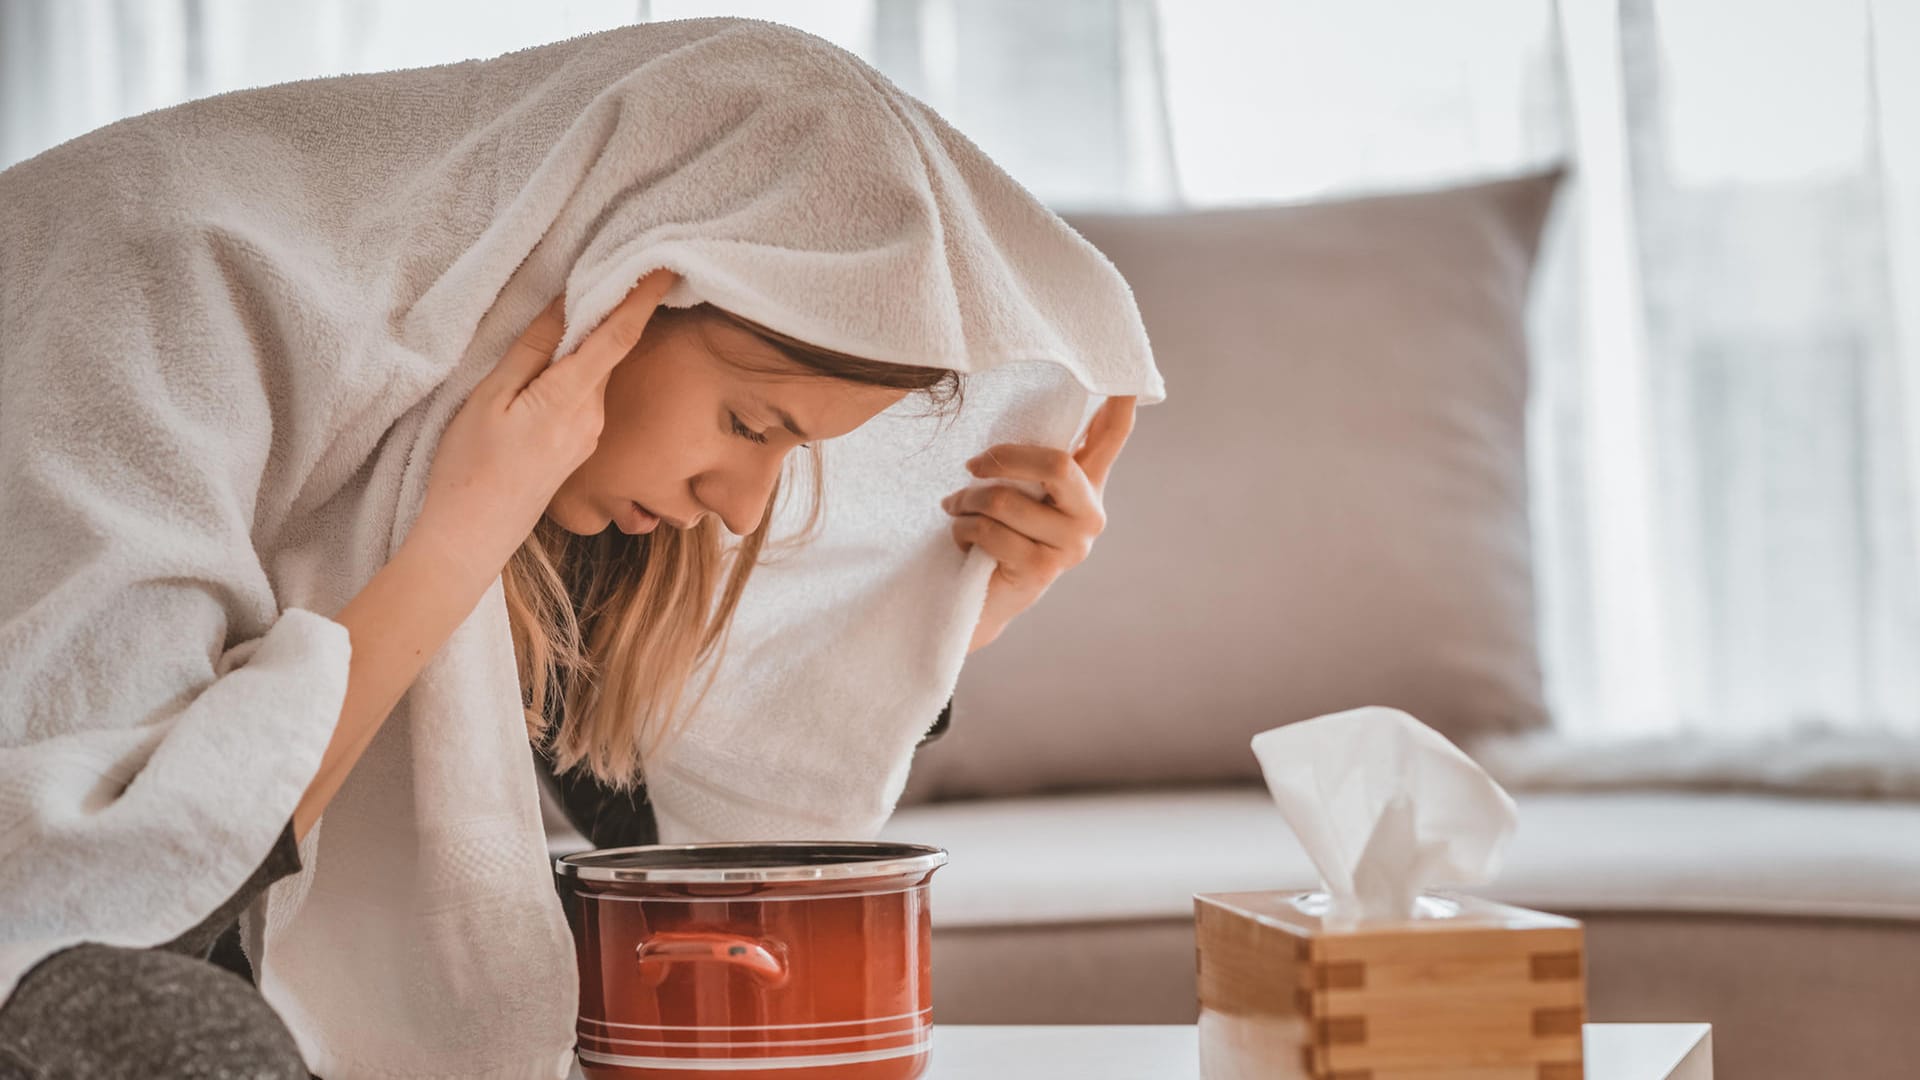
<box><xmin>729</xmin><ymin>412</ymin><xmax>769</xmax><ymax>445</ymax></box>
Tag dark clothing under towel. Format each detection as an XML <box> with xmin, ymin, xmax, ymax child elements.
<box><xmin>536</xmin><ymin>694</ymin><xmax>955</xmax><ymax>849</ymax></box>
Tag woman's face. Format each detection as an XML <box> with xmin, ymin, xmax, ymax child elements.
<box><xmin>545</xmin><ymin>315</ymin><xmax>908</xmax><ymax>538</ymax></box>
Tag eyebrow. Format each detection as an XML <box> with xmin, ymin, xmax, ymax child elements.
<box><xmin>752</xmin><ymin>396</ymin><xmax>812</xmax><ymax>442</ymax></box>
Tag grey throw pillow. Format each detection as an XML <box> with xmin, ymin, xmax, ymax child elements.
<box><xmin>901</xmin><ymin>167</ymin><xmax>1565</xmax><ymax>802</ymax></box>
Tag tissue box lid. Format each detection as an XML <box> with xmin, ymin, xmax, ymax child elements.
<box><xmin>1193</xmin><ymin>891</ymin><xmax>1587</xmax><ymax>1079</ymax></box>
<box><xmin>1196</xmin><ymin>889</ymin><xmax>1580</xmax><ymax>941</ymax></box>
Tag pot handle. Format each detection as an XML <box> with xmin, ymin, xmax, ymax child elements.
<box><xmin>636</xmin><ymin>931</ymin><xmax>789</xmax><ymax>989</ymax></box>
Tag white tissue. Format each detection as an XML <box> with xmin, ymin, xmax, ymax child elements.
<box><xmin>1250</xmin><ymin>706</ymin><xmax>1519</xmax><ymax>926</ymax></box>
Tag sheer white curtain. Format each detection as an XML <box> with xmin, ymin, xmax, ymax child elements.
<box><xmin>4</xmin><ymin>0</ymin><xmax>1916</xmax><ymax>749</ymax></box>
<box><xmin>1134</xmin><ymin>0</ymin><xmax>1920</xmax><ymax>746</ymax></box>
<box><xmin>1542</xmin><ymin>0</ymin><xmax>1920</xmax><ymax>741</ymax></box>
<box><xmin>0</xmin><ymin>1</ymin><xmax>651</xmax><ymax>165</ymax></box>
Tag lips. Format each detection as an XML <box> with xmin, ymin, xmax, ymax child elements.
<box><xmin>618</xmin><ymin>500</ymin><xmax>661</xmax><ymax>535</ymax></box>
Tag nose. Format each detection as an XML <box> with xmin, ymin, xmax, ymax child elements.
<box><xmin>695</xmin><ymin>457</ymin><xmax>784</xmax><ymax>538</ymax></box>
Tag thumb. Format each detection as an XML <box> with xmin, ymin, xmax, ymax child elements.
<box><xmin>1073</xmin><ymin>395</ymin><xmax>1137</xmax><ymax>491</ymax></box>
<box><xmin>545</xmin><ymin>268</ymin><xmax>682</xmax><ymax>390</ymax></box>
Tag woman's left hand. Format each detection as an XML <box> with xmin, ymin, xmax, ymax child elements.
<box><xmin>942</xmin><ymin>395</ymin><xmax>1138</xmax><ymax>654</ymax></box>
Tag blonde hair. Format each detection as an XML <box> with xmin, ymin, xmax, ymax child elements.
<box><xmin>505</xmin><ymin>303</ymin><xmax>963</xmax><ymax>787</ymax></box>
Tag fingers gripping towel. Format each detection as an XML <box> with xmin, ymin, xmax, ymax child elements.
<box><xmin>0</xmin><ymin>17</ymin><xmax>1166</xmax><ymax>1078</ymax></box>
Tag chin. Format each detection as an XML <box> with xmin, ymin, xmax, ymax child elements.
<box><xmin>545</xmin><ymin>497</ymin><xmax>610</xmax><ymax>537</ymax></box>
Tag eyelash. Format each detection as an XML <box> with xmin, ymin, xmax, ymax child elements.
<box><xmin>730</xmin><ymin>413</ymin><xmax>770</xmax><ymax>445</ymax></box>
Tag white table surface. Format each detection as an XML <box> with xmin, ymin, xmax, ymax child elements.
<box><xmin>566</xmin><ymin>1022</ymin><xmax>1712</xmax><ymax>1078</ymax></box>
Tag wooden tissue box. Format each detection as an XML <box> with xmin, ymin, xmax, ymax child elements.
<box><xmin>1194</xmin><ymin>890</ymin><xmax>1587</xmax><ymax>1080</ymax></box>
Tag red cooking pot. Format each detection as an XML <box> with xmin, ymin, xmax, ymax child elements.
<box><xmin>554</xmin><ymin>841</ymin><xmax>948</xmax><ymax>1080</ymax></box>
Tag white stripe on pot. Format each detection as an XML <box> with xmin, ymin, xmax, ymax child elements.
<box><xmin>579</xmin><ymin>1008</ymin><xmax>930</xmax><ymax>1032</ymax></box>
<box><xmin>581</xmin><ymin>1028</ymin><xmax>923</xmax><ymax>1050</ymax></box>
<box><xmin>576</xmin><ymin>1040</ymin><xmax>929</xmax><ymax>1071</ymax></box>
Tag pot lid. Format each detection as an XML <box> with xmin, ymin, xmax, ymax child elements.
<box><xmin>554</xmin><ymin>841</ymin><xmax>948</xmax><ymax>883</ymax></box>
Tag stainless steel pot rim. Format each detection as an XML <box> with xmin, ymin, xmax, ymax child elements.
<box><xmin>554</xmin><ymin>840</ymin><xmax>949</xmax><ymax>883</ymax></box>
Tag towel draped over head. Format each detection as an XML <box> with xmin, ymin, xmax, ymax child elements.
<box><xmin>0</xmin><ymin>17</ymin><xmax>1163</xmax><ymax>1077</ymax></box>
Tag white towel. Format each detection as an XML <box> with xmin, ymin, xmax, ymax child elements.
<box><xmin>0</xmin><ymin>16</ymin><xmax>1164</xmax><ymax>1079</ymax></box>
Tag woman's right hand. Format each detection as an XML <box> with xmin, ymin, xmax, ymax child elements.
<box><xmin>413</xmin><ymin>268</ymin><xmax>681</xmax><ymax>578</ymax></box>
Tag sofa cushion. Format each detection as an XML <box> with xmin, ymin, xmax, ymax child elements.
<box><xmin>879</xmin><ymin>786</ymin><xmax>1920</xmax><ymax>924</ymax></box>
<box><xmin>877</xmin><ymin>787</ymin><xmax>1920</xmax><ymax>1080</ymax></box>
<box><xmin>901</xmin><ymin>169</ymin><xmax>1564</xmax><ymax>802</ymax></box>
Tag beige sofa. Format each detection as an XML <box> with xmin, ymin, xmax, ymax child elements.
<box><xmin>548</xmin><ymin>170</ymin><xmax>1920</xmax><ymax>1080</ymax></box>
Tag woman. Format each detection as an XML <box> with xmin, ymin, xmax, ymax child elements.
<box><xmin>0</xmin><ymin>267</ymin><xmax>1133</xmax><ymax>1080</ymax></box>
<box><xmin>0</xmin><ymin>16</ymin><xmax>1161</xmax><ymax>1078</ymax></box>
